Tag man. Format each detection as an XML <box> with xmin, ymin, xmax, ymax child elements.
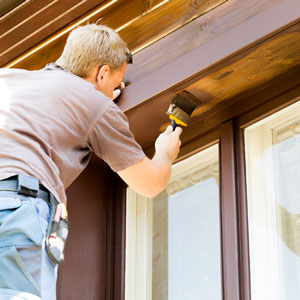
<box><xmin>0</xmin><ymin>24</ymin><xmax>182</xmax><ymax>299</ymax></box>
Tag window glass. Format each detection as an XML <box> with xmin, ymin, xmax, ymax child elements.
<box><xmin>245</xmin><ymin>100</ymin><xmax>300</xmax><ymax>299</ymax></box>
<box><xmin>126</xmin><ymin>144</ymin><xmax>222</xmax><ymax>300</ymax></box>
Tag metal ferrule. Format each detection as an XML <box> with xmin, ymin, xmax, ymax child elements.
<box><xmin>167</xmin><ymin>104</ymin><xmax>190</xmax><ymax>125</ymax></box>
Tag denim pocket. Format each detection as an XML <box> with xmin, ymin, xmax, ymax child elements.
<box><xmin>0</xmin><ymin>245</ymin><xmax>41</xmax><ymax>296</ymax></box>
<box><xmin>0</xmin><ymin>197</ymin><xmax>21</xmax><ymax>210</ymax></box>
<box><xmin>0</xmin><ymin>198</ymin><xmax>45</xmax><ymax>296</ymax></box>
<box><xmin>0</xmin><ymin>199</ymin><xmax>44</xmax><ymax>247</ymax></box>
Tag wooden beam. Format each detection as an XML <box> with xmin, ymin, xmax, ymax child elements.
<box><xmin>117</xmin><ymin>0</ymin><xmax>226</xmax><ymax>52</ymax></box>
<box><xmin>119</xmin><ymin>0</ymin><xmax>300</xmax><ymax>113</ymax></box>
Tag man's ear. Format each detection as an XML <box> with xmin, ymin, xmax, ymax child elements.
<box><xmin>96</xmin><ymin>65</ymin><xmax>110</xmax><ymax>82</ymax></box>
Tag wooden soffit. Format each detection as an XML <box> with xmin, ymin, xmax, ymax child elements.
<box><xmin>1</xmin><ymin>0</ymin><xmax>226</xmax><ymax>68</ymax></box>
<box><xmin>117</xmin><ymin>0</ymin><xmax>300</xmax><ymax>153</ymax></box>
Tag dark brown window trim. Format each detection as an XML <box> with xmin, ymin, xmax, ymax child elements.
<box><xmin>220</xmin><ymin>121</ymin><xmax>240</xmax><ymax>300</ymax></box>
<box><xmin>235</xmin><ymin>123</ymin><xmax>251</xmax><ymax>300</ymax></box>
<box><xmin>105</xmin><ymin>170</ymin><xmax>115</xmax><ymax>300</ymax></box>
<box><xmin>113</xmin><ymin>175</ymin><xmax>127</xmax><ymax>300</ymax></box>
<box><xmin>105</xmin><ymin>171</ymin><xmax>127</xmax><ymax>300</ymax></box>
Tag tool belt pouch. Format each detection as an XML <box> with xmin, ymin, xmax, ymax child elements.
<box><xmin>46</xmin><ymin>194</ymin><xmax>69</xmax><ymax>264</ymax></box>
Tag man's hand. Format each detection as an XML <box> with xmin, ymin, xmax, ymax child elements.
<box><xmin>154</xmin><ymin>125</ymin><xmax>182</xmax><ymax>164</ymax></box>
<box><xmin>112</xmin><ymin>81</ymin><xmax>125</xmax><ymax>100</ymax></box>
<box><xmin>117</xmin><ymin>125</ymin><xmax>182</xmax><ymax>198</ymax></box>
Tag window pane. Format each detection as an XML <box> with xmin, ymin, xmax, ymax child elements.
<box><xmin>245</xmin><ymin>100</ymin><xmax>300</xmax><ymax>299</ymax></box>
<box><xmin>126</xmin><ymin>144</ymin><xmax>222</xmax><ymax>300</ymax></box>
<box><xmin>159</xmin><ymin>145</ymin><xmax>221</xmax><ymax>299</ymax></box>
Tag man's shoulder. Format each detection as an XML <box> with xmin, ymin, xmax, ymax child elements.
<box><xmin>0</xmin><ymin>67</ymin><xmax>29</xmax><ymax>75</ymax></box>
<box><xmin>39</xmin><ymin>64</ymin><xmax>93</xmax><ymax>93</ymax></box>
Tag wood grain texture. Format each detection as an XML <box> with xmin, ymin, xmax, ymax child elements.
<box><xmin>117</xmin><ymin>0</ymin><xmax>298</xmax><ymax>115</ymax></box>
<box><xmin>0</xmin><ymin>0</ymin><xmax>25</xmax><ymax>17</ymax></box>
<box><xmin>2</xmin><ymin>0</ymin><xmax>224</xmax><ymax>69</ymax></box>
<box><xmin>0</xmin><ymin>0</ymin><xmax>107</xmax><ymax>66</ymax></box>
<box><xmin>188</xmin><ymin>27</ymin><xmax>300</xmax><ymax>118</ymax></box>
<box><xmin>122</xmin><ymin>18</ymin><xmax>300</xmax><ymax>152</ymax></box>
<box><xmin>124</xmin><ymin>0</ymin><xmax>280</xmax><ymax>85</ymax></box>
<box><xmin>117</xmin><ymin>0</ymin><xmax>227</xmax><ymax>52</ymax></box>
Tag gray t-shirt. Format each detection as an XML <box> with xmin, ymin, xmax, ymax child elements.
<box><xmin>0</xmin><ymin>64</ymin><xmax>145</xmax><ymax>203</ymax></box>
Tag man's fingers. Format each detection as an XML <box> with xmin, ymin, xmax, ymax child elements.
<box><xmin>165</xmin><ymin>125</ymin><xmax>173</xmax><ymax>134</ymax></box>
<box><xmin>174</xmin><ymin>126</ymin><xmax>183</xmax><ymax>136</ymax></box>
<box><xmin>164</xmin><ymin>125</ymin><xmax>182</xmax><ymax>138</ymax></box>
<box><xmin>113</xmin><ymin>89</ymin><xmax>121</xmax><ymax>100</ymax></box>
<box><xmin>165</xmin><ymin>125</ymin><xmax>183</xmax><ymax>135</ymax></box>
<box><xmin>112</xmin><ymin>82</ymin><xmax>125</xmax><ymax>100</ymax></box>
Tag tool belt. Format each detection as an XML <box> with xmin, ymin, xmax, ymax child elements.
<box><xmin>0</xmin><ymin>174</ymin><xmax>69</xmax><ymax>265</ymax></box>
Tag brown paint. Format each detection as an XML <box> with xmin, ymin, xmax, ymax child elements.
<box><xmin>220</xmin><ymin>121</ymin><xmax>240</xmax><ymax>300</ymax></box>
<box><xmin>189</xmin><ymin>31</ymin><xmax>300</xmax><ymax>118</ymax></box>
<box><xmin>118</xmin><ymin>0</ymin><xmax>299</xmax><ymax>114</ymax></box>
<box><xmin>236</xmin><ymin>126</ymin><xmax>251</xmax><ymax>300</ymax></box>
<box><xmin>120</xmin><ymin>18</ymin><xmax>300</xmax><ymax>153</ymax></box>
<box><xmin>112</xmin><ymin>173</ymin><xmax>127</xmax><ymax>300</ymax></box>
<box><xmin>123</xmin><ymin>0</ymin><xmax>281</xmax><ymax>85</ymax></box>
<box><xmin>117</xmin><ymin>0</ymin><xmax>226</xmax><ymax>52</ymax></box>
<box><xmin>57</xmin><ymin>161</ymin><xmax>124</xmax><ymax>299</ymax></box>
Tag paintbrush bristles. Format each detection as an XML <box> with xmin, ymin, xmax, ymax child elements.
<box><xmin>171</xmin><ymin>93</ymin><xmax>198</xmax><ymax>116</ymax></box>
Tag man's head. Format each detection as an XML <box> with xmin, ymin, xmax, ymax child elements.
<box><xmin>56</xmin><ymin>24</ymin><xmax>132</xmax><ymax>99</ymax></box>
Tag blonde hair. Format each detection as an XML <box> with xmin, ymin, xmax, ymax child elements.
<box><xmin>56</xmin><ymin>24</ymin><xmax>132</xmax><ymax>77</ymax></box>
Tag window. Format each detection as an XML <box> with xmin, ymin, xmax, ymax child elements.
<box><xmin>245</xmin><ymin>100</ymin><xmax>300</xmax><ymax>299</ymax></box>
<box><xmin>125</xmin><ymin>145</ymin><xmax>222</xmax><ymax>300</ymax></box>
<box><xmin>124</xmin><ymin>94</ymin><xmax>300</xmax><ymax>300</ymax></box>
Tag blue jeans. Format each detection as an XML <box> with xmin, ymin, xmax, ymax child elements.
<box><xmin>0</xmin><ymin>192</ymin><xmax>58</xmax><ymax>299</ymax></box>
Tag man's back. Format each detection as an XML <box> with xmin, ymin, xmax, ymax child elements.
<box><xmin>0</xmin><ymin>64</ymin><xmax>119</xmax><ymax>203</ymax></box>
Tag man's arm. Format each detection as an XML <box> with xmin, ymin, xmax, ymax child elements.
<box><xmin>117</xmin><ymin>126</ymin><xmax>182</xmax><ymax>198</ymax></box>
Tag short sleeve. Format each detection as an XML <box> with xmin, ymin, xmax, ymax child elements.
<box><xmin>88</xmin><ymin>103</ymin><xmax>145</xmax><ymax>172</ymax></box>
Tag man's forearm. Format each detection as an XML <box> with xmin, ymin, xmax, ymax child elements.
<box><xmin>118</xmin><ymin>156</ymin><xmax>172</xmax><ymax>198</ymax></box>
<box><xmin>117</xmin><ymin>126</ymin><xmax>182</xmax><ymax>198</ymax></box>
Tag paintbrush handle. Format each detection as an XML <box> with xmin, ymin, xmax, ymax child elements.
<box><xmin>171</xmin><ymin>119</ymin><xmax>177</xmax><ymax>131</ymax></box>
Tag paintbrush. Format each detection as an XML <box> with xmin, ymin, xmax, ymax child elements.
<box><xmin>167</xmin><ymin>91</ymin><xmax>200</xmax><ymax>130</ymax></box>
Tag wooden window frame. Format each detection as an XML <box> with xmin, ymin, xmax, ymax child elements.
<box><xmin>120</xmin><ymin>83</ymin><xmax>300</xmax><ymax>300</ymax></box>
<box><xmin>123</xmin><ymin>121</ymin><xmax>240</xmax><ymax>300</ymax></box>
<box><xmin>236</xmin><ymin>85</ymin><xmax>300</xmax><ymax>300</ymax></box>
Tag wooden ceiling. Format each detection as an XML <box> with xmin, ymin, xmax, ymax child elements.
<box><xmin>0</xmin><ymin>0</ymin><xmax>106</xmax><ymax>66</ymax></box>
<box><xmin>1</xmin><ymin>0</ymin><xmax>300</xmax><ymax>158</ymax></box>
<box><xmin>0</xmin><ymin>0</ymin><xmax>226</xmax><ymax>68</ymax></box>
